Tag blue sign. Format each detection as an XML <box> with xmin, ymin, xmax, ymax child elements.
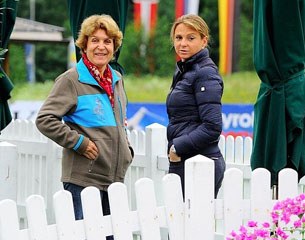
<box><xmin>127</xmin><ymin>103</ymin><xmax>168</xmax><ymax>130</ymax></box>
<box><xmin>127</xmin><ymin>103</ymin><xmax>254</xmax><ymax>137</ymax></box>
<box><xmin>221</xmin><ymin>104</ymin><xmax>253</xmax><ymax>137</ymax></box>
<box><xmin>9</xmin><ymin>101</ymin><xmax>254</xmax><ymax>137</ymax></box>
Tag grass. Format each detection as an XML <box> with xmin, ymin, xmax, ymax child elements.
<box><xmin>10</xmin><ymin>71</ymin><xmax>261</xmax><ymax>104</ymax></box>
<box><xmin>221</xmin><ymin>71</ymin><xmax>260</xmax><ymax>104</ymax></box>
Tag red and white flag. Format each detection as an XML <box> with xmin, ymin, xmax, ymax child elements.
<box><xmin>134</xmin><ymin>0</ymin><xmax>158</xmax><ymax>36</ymax></box>
<box><xmin>176</xmin><ymin>0</ymin><xmax>199</xmax><ymax>18</ymax></box>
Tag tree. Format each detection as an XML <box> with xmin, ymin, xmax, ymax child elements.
<box><xmin>10</xmin><ymin>0</ymin><xmax>255</xmax><ymax>81</ymax></box>
<box><xmin>12</xmin><ymin>0</ymin><xmax>70</xmax><ymax>82</ymax></box>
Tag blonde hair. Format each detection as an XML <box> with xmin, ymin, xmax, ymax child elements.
<box><xmin>75</xmin><ymin>14</ymin><xmax>123</xmax><ymax>53</ymax></box>
<box><xmin>170</xmin><ymin>14</ymin><xmax>210</xmax><ymax>44</ymax></box>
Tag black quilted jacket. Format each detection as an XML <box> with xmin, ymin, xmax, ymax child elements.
<box><xmin>166</xmin><ymin>48</ymin><xmax>224</xmax><ymax>161</ymax></box>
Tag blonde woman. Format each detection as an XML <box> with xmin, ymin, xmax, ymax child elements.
<box><xmin>166</xmin><ymin>14</ymin><xmax>225</xmax><ymax>197</ymax></box>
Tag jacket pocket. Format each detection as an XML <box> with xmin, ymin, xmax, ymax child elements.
<box><xmin>88</xmin><ymin>138</ymin><xmax>113</xmax><ymax>176</ymax></box>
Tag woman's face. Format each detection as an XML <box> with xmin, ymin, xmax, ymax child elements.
<box><xmin>173</xmin><ymin>23</ymin><xmax>207</xmax><ymax>61</ymax></box>
<box><xmin>85</xmin><ymin>28</ymin><xmax>114</xmax><ymax>73</ymax></box>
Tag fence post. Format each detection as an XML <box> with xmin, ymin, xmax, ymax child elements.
<box><xmin>185</xmin><ymin>155</ymin><xmax>215</xmax><ymax>240</ymax></box>
<box><xmin>145</xmin><ymin>123</ymin><xmax>168</xmax><ymax>239</ymax></box>
<box><xmin>0</xmin><ymin>141</ymin><xmax>18</xmax><ymax>201</ymax></box>
<box><xmin>144</xmin><ymin>123</ymin><xmax>167</xmax><ymax>204</ymax></box>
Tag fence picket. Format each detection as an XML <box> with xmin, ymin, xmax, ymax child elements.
<box><xmin>185</xmin><ymin>155</ymin><xmax>215</xmax><ymax>239</ymax></box>
<box><xmin>135</xmin><ymin>178</ymin><xmax>161</xmax><ymax>240</ymax></box>
<box><xmin>138</xmin><ymin>130</ymin><xmax>146</xmax><ymax>153</ymax></box>
<box><xmin>0</xmin><ymin>160</ymin><xmax>304</xmax><ymax>239</ymax></box>
<box><xmin>81</xmin><ymin>186</ymin><xmax>109</xmax><ymax>240</ymax></box>
<box><xmin>223</xmin><ymin>168</ymin><xmax>243</xmax><ymax>237</ymax></box>
<box><xmin>0</xmin><ymin>199</ymin><xmax>20</xmax><ymax>240</ymax></box>
<box><xmin>108</xmin><ymin>182</ymin><xmax>134</xmax><ymax>240</ymax></box>
<box><xmin>26</xmin><ymin>195</ymin><xmax>49</xmax><ymax>240</ymax></box>
<box><xmin>278</xmin><ymin>168</ymin><xmax>298</xmax><ymax>199</ymax></box>
<box><xmin>4</xmin><ymin>120</ymin><xmax>305</xmax><ymax>239</ymax></box>
<box><xmin>225</xmin><ymin>135</ymin><xmax>235</xmax><ymax>163</ymax></box>
<box><xmin>279</xmin><ymin>169</ymin><xmax>301</xmax><ymax>239</ymax></box>
<box><xmin>0</xmin><ymin>142</ymin><xmax>17</xmax><ymax>201</ymax></box>
<box><xmin>53</xmin><ymin>190</ymin><xmax>83</xmax><ymax>240</ymax></box>
<box><xmin>243</xmin><ymin>137</ymin><xmax>252</xmax><ymax>164</ymax></box>
<box><xmin>0</xmin><ymin>120</ymin><xmax>255</xmax><ymax>226</ymax></box>
<box><xmin>128</xmin><ymin>130</ymin><xmax>139</xmax><ymax>153</ymax></box>
<box><xmin>251</xmin><ymin>168</ymin><xmax>272</xmax><ymax>223</ymax></box>
<box><xmin>234</xmin><ymin>136</ymin><xmax>244</xmax><ymax>164</ymax></box>
<box><xmin>162</xmin><ymin>174</ymin><xmax>184</xmax><ymax>240</ymax></box>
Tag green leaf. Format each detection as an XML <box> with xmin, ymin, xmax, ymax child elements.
<box><xmin>0</xmin><ymin>48</ymin><xmax>8</xmax><ymax>57</ymax></box>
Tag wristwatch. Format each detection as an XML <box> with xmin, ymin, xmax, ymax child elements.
<box><xmin>171</xmin><ymin>145</ymin><xmax>176</xmax><ymax>154</ymax></box>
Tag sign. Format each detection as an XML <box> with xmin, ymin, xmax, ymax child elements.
<box><xmin>127</xmin><ymin>103</ymin><xmax>254</xmax><ymax>137</ymax></box>
<box><xmin>9</xmin><ymin>101</ymin><xmax>254</xmax><ymax>137</ymax></box>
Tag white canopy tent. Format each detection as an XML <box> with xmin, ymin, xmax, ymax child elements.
<box><xmin>10</xmin><ymin>17</ymin><xmax>67</xmax><ymax>43</ymax></box>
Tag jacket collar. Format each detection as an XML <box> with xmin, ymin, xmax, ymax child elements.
<box><xmin>176</xmin><ymin>48</ymin><xmax>209</xmax><ymax>73</ymax></box>
<box><xmin>76</xmin><ymin>59</ymin><xmax>120</xmax><ymax>87</ymax></box>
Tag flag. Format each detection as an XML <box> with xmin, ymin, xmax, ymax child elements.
<box><xmin>133</xmin><ymin>0</ymin><xmax>158</xmax><ymax>36</ymax></box>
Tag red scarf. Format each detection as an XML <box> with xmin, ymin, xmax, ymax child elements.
<box><xmin>82</xmin><ymin>53</ymin><xmax>114</xmax><ymax>107</ymax></box>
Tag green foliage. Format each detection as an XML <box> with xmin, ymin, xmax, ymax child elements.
<box><xmin>17</xmin><ymin>0</ymin><xmax>69</xmax><ymax>28</ymax></box>
<box><xmin>222</xmin><ymin>71</ymin><xmax>259</xmax><ymax>103</ymax></box>
<box><xmin>120</xmin><ymin>20</ymin><xmax>176</xmax><ymax>77</ymax></box>
<box><xmin>0</xmin><ymin>48</ymin><xmax>8</xmax><ymax>60</ymax></box>
<box><xmin>8</xmin><ymin>44</ymin><xmax>26</xmax><ymax>84</ymax></box>
<box><xmin>10</xmin><ymin>80</ymin><xmax>54</xmax><ymax>100</ymax></box>
<box><xmin>120</xmin><ymin>0</ymin><xmax>255</xmax><ymax>76</ymax></box>
<box><xmin>199</xmin><ymin>0</ymin><xmax>220</xmax><ymax>64</ymax></box>
<box><xmin>35</xmin><ymin>43</ymin><xmax>68</xmax><ymax>82</ymax></box>
<box><xmin>10</xmin><ymin>0</ymin><xmax>255</xmax><ymax>81</ymax></box>
<box><xmin>120</xmin><ymin>0</ymin><xmax>176</xmax><ymax>77</ymax></box>
<box><xmin>10</xmin><ymin>71</ymin><xmax>261</xmax><ymax>104</ymax></box>
<box><xmin>124</xmin><ymin>74</ymin><xmax>171</xmax><ymax>103</ymax></box>
<box><xmin>15</xmin><ymin>0</ymin><xmax>29</xmax><ymax>18</ymax></box>
<box><xmin>157</xmin><ymin>0</ymin><xmax>175</xmax><ymax>19</ymax></box>
<box><xmin>15</xmin><ymin>0</ymin><xmax>70</xmax><ymax>83</ymax></box>
<box><xmin>120</xmin><ymin>23</ymin><xmax>148</xmax><ymax>76</ymax></box>
<box><xmin>239</xmin><ymin>0</ymin><xmax>254</xmax><ymax>71</ymax></box>
<box><xmin>146</xmin><ymin>16</ymin><xmax>176</xmax><ymax>76</ymax></box>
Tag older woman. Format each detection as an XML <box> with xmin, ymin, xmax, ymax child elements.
<box><xmin>36</xmin><ymin>15</ymin><xmax>133</xmax><ymax>232</ymax></box>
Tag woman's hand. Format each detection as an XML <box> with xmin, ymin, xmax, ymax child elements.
<box><xmin>83</xmin><ymin>140</ymin><xmax>98</xmax><ymax>160</ymax></box>
<box><xmin>168</xmin><ymin>145</ymin><xmax>181</xmax><ymax>162</ymax></box>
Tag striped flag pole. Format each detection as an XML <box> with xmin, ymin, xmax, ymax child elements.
<box><xmin>176</xmin><ymin>0</ymin><xmax>199</xmax><ymax>19</ymax></box>
<box><xmin>175</xmin><ymin>0</ymin><xmax>184</xmax><ymax>18</ymax></box>
<box><xmin>218</xmin><ymin>0</ymin><xmax>235</xmax><ymax>75</ymax></box>
<box><xmin>150</xmin><ymin>2</ymin><xmax>158</xmax><ymax>35</ymax></box>
<box><xmin>134</xmin><ymin>1</ymin><xmax>141</xmax><ymax>30</ymax></box>
<box><xmin>174</xmin><ymin>0</ymin><xmax>199</xmax><ymax>60</ymax></box>
<box><xmin>185</xmin><ymin>0</ymin><xmax>199</xmax><ymax>15</ymax></box>
<box><xmin>225</xmin><ymin>0</ymin><xmax>234</xmax><ymax>74</ymax></box>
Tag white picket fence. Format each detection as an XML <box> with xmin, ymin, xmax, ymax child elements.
<box><xmin>0</xmin><ymin>120</ymin><xmax>253</xmax><ymax>232</ymax></box>
<box><xmin>0</xmin><ymin>156</ymin><xmax>304</xmax><ymax>240</ymax></box>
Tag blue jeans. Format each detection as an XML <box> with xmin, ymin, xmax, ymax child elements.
<box><xmin>63</xmin><ymin>182</ymin><xmax>113</xmax><ymax>240</ymax></box>
<box><xmin>168</xmin><ymin>155</ymin><xmax>226</xmax><ymax>198</ymax></box>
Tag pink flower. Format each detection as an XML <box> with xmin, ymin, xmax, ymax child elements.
<box><xmin>248</xmin><ymin>221</ymin><xmax>258</xmax><ymax>228</ymax></box>
<box><xmin>227</xmin><ymin>193</ymin><xmax>305</xmax><ymax>239</ymax></box>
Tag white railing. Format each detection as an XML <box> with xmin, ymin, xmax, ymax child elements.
<box><xmin>0</xmin><ymin>120</ymin><xmax>253</xmax><ymax>227</ymax></box>
<box><xmin>0</xmin><ymin>156</ymin><xmax>303</xmax><ymax>240</ymax></box>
